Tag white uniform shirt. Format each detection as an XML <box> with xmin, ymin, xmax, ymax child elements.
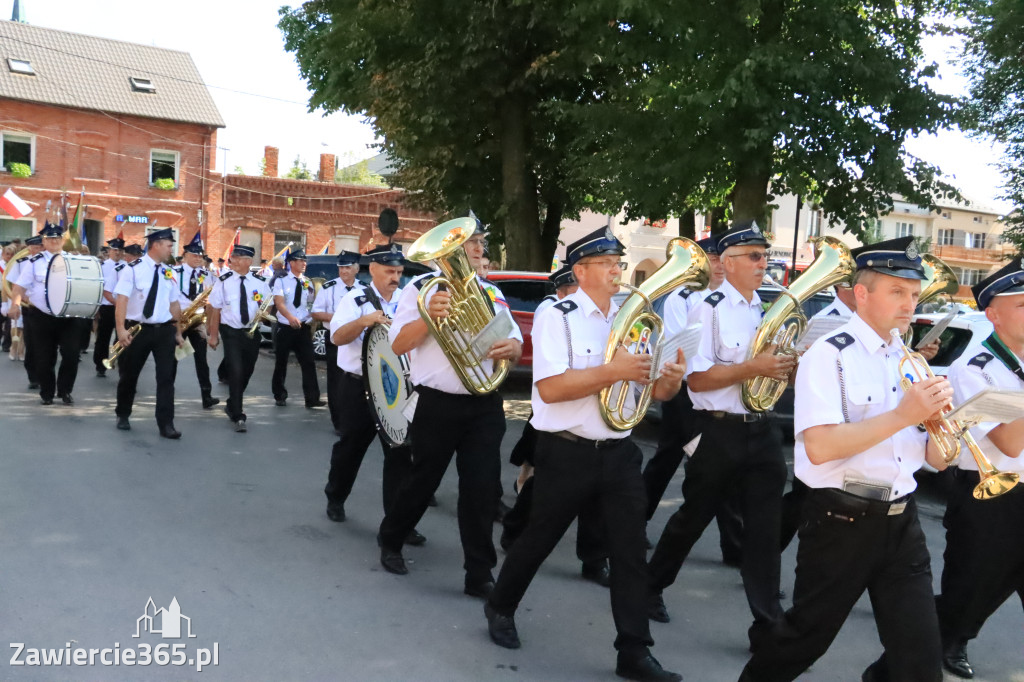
<box><xmin>388</xmin><ymin>271</ymin><xmax>522</xmax><ymax>395</ymax></box>
<box><xmin>174</xmin><ymin>263</ymin><xmax>213</xmax><ymax>306</ymax></box>
<box><xmin>662</xmin><ymin>285</ymin><xmax>710</xmax><ymax>337</ymax></box>
<box><xmin>311</xmin><ymin>277</ymin><xmax>359</xmax><ymax>333</ymax></box>
<box><xmin>207</xmin><ymin>270</ymin><xmax>271</xmax><ymax>330</ymax></box>
<box><xmin>794</xmin><ymin>313</ymin><xmax>928</xmax><ymax>496</ymax></box>
<box><xmin>273</xmin><ymin>272</ymin><xmax>313</xmax><ymax>324</ymax></box>
<box><xmin>15</xmin><ymin>250</ymin><xmax>57</xmax><ymax>312</ymax></box>
<box><xmin>687</xmin><ymin>278</ymin><xmax>764</xmax><ymax>414</ymax></box>
<box><xmin>534</xmin><ymin>294</ymin><xmax>558</xmax><ymax>317</ymax></box>
<box><xmin>812</xmin><ymin>295</ymin><xmax>854</xmax><ymax>321</ymax></box>
<box><xmin>113</xmin><ymin>255</ymin><xmax>180</xmax><ymax>324</ymax></box>
<box><xmin>330</xmin><ymin>283</ymin><xmax>402</xmax><ymax>374</ymax></box>
<box><xmin>948</xmin><ymin>339</ymin><xmax>1024</xmax><ymax>474</ymax></box>
<box><xmin>100</xmin><ymin>258</ymin><xmax>122</xmax><ymax>306</ymax></box>
<box><xmin>529</xmin><ymin>288</ymin><xmax>630</xmax><ymax>441</ymax></box>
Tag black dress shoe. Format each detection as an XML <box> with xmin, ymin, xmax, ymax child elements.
<box><xmin>233</xmin><ymin>420</ymin><xmax>247</xmax><ymax>433</ymax></box>
<box><xmin>326</xmin><ymin>503</ymin><xmax>346</xmax><ymax>522</ymax></box>
<box><xmin>494</xmin><ymin>499</ymin><xmax>511</xmax><ymax>523</ymax></box>
<box><xmin>615</xmin><ymin>651</ymin><xmax>682</xmax><ymax>682</ymax></box>
<box><xmin>648</xmin><ymin>593</ymin><xmax>670</xmax><ymax>623</ymax></box>
<box><xmin>464</xmin><ymin>580</ymin><xmax>495</xmax><ymax>599</ymax></box>
<box><xmin>405</xmin><ymin>529</ymin><xmax>427</xmax><ymax>546</ymax></box>
<box><xmin>484</xmin><ymin>602</ymin><xmax>521</xmax><ymax>649</ymax></box>
<box><xmin>116</xmin><ymin>417</ymin><xmax>131</xmax><ymax>431</ymax></box>
<box><xmin>305</xmin><ymin>399</ymin><xmax>327</xmax><ymax>408</ymax></box>
<box><xmin>202</xmin><ymin>395</ymin><xmax>220</xmax><ymax>409</ymax></box>
<box><xmin>40</xmin><ymin>397</ymin><xmax>53</xmax><ymax>405</ymax></box>
<box><xmin>275</xmin><ymin>398</ymin><xmax>287</xmax><ymax>407</ymax></box>
<box><xmin>96</xmin><ymin>369</ymin><xmax>106</xmax><ymax>377</ymax></box>
<box><xmin>380</xmin><ymin>547</ymin><xmax>408</xmax><ymax>575</ymax></box>
<box><xmin>581</xmin><ymin>560</ymin><xmax>611</xmax><ymax>587</ymax></box>
<box><xmin>943</xmin><ymin>642</ymin><xmax>974</xmax><ymax>679</ymax></box>
<box><xmin>60</xmin><ymin>393</ymin><xmax>74</xmax><ymax>405</ymax></box>
<box><xmin>159</xmin><ymin>424</ymin><xmax>182</xmax><ymax>439</ymax></box>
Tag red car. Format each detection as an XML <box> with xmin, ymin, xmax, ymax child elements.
<box><xmin>486</xmin><ymin>270</ymin><xmax>555</xmax><ymax>371</ymax></box>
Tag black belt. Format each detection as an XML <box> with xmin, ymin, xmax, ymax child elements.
<box><xmin>129</xmin><ymin>320</ymin><xmax>175</xmax><ymax>329</ymax></box>
<box><xmin>810</xmin><ymin>487</ymin><xmax>912</xmax><ymax>517</ymax></box>
<box><xmin>342</xmin><ymin>370</ymin><xmax>362</xmax><ymax>381</ymax></box>
<box><xmin>701</xmin><ymin>409</ymin><xmax>768</xmax><ymax>423</ymax></box>
<box><xmin>550</xmin><ymin>430</ymin><xmax>624</xmax><ymax>450</ymax></box>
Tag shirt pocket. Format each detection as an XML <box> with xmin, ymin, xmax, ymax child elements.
<box><xmin>716</xmin><ymin>331</ymin><xmax>748</xmax><ymax>364</ymax></box>
<box><xmin>571</xmin><ymin>346</ymin><xmax>604</xmax><ymax>370</ymax></box>
<box><xmin>845</xmin><ymin>382</ymin><xmax>881</xmax><ymax>422</ymax></box>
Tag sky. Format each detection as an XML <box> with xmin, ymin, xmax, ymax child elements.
<box><xmin>6</xmin><ymin>0</ymin><xmax>1013</xmax><ymax>213</ymax></box>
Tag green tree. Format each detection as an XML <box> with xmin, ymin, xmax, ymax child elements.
<box><xmin>963</xmin><ymin>0</ymin><xmax>1024</xmax><ymax>254</ymax></box>
<box><xmin>335</xmin><ymin>158</ymin><xmax>389</xmax><ymax>187</ymax></box>
<box><xmin>284</xmin><ymin>155</ymin><xmax>313</xmax><ymax>180</ymax></box>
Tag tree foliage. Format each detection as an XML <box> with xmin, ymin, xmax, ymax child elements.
<box><xmin>283</xmin><ymin>155</ymin><xmax>313</xmax><ymax>180</ymax></box>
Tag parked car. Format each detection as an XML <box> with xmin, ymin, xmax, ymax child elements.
<box><xmin>907</xmin><ymin>311</ymin><xmax>993</xmax><ymax>376</ymax></box>
<box><xmin>485</xmin><ymin>270</ymin><xmax>556</xmax><ymax>374</ymax></box>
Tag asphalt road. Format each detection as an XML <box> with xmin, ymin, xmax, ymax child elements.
<box><xmin>0</xmin><ymin>348</ymin><xmax>1021</xmax><ymax>681</ymax></box>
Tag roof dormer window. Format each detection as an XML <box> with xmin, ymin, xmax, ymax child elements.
<box><xmin>7</xmin><ymin>58</ymin><xmax>34</xmax><ymax>75</ymax></box>
<box><xmin>129</xmin><ymin>77</ymin><xmax>155</xmax><ymax>93</ymax></box>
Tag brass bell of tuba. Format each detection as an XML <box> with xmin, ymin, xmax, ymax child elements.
<box><xmin>902</xmin><ymin>253</ymin><xmax>960</xmax><ymax>344</ymax></box>
<box><xmin>741</xmin><ymin>236</ymin><xmax>856</xmax><ymax>413</ymax></box>
<box><xmin>407</xmin><ymin>217</ymin><xmax>509</xmax><ymax>395</ymax></box>
<box><xmin>598</xmin><ymin>237</ymin><xmax>710</xmax><ymax>431</ymax></box>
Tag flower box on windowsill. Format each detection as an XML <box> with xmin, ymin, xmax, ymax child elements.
<box><xmin>6</xmin><ymin>162</ymin><xmax>32</xmax><ymax>178</ymax></box>
<box><xmin>152</xmin><ymin>178</ymin><xmax>178</xmax><ymax>191</ymax></box>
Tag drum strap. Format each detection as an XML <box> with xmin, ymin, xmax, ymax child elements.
<box><xmin>361</xmin><ymin>285</ymin><xmax>384</xmax><ymax>313</ymax></box>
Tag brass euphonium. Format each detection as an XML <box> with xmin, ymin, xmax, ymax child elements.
<box><xmin>741</xmin><ymin>236</ymin><xmax>857</xmax><ymax>412</ymax></box>
<box><xmin>407</xmin><ymin>217</ymin><xmax>509</xmax><ymax>395</ymax></box>
<box><xmin>598</xmin><ymin>237</ymin><xmax>710</xmax><ymax>431</ymax></box>
<box><xmin>890</xmin><ymin>328</ymin><xmax>1019</xmax><ymax>500</ymax></box>
<box><xmin>179</xmin><ymin>287</ymin><xmax>213</xmax><ymax>334</ymax></box>
<box><xmin>903</xmin><ymin>253</ymin><xmax>960</xmax><ymax>344</ymax></box>
<box><xmin>246</xmin><ymin>294</ymin><xmax>274</xmax><ymax>338</ymax></box>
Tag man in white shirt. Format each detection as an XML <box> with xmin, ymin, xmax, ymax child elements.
<box><xmin>94</xmin><ymin>235</ymin><xmax>124</xmax><ymax>376</ymax></box>
<box><xmin>6</xmin><ymin>234</ymin><xmax>42</xmax><ymax>387</ymax></box>
<box><xmin>173</xmin><ymin>232</ymin><xmax>219</xmax><ymax>409</ymax></box>
<box><xmin>271</xmin><ymin>249</ymin><xmax>324</xmax><ymax>408</ymax></box>
<box><xmin>311</xmin><ymin>251</ymin><xmax>361</xmax><ymax>433</ymax></box>
<box><xmin>113</xmin><ymin>229</ymin><xmax>185</xmax><ymax>438</ymax></box>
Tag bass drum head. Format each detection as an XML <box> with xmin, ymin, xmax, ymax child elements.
<box><xmin>45</xmin><ymin>253</ymin><xmax>103</xmax><ymax>318</ymax></box>
<box><xmin>362</xmin><ymin>323</ymin><xmax>411</xmax><ymax>447</ymax></box>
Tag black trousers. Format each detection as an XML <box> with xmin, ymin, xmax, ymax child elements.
<box><xmin>938</xmin><ymin>468</ymin><xmax>1024</xmax><ymax>649</ymax></box>
<box><xmin>490</xmin><ymin>432</ymin><xmax>653</xmax><ymax>654</ymax></box>
<box><xmin>741</xmin><ymin>489</ymin><xmax>942</xmax><ymax>682</ymax></box>
<box><xmin>28</xmin><ymin>307</ymin><xmax>83</xmax><ymax>400</ymax></box>
<box><xmin>93</xmin><ymin>305</ymin><xmax>116</xmax><ymax>371</ymax></box>
<box><xmin>324</xmin><ymin>372</ymin><xmax>412</xmax><ymax>514</ymax></box>
<box><xmin>115</xmin><ymin>323</ymin><xmax>176</xmax><ymax>427</ymax></box>
<box><xmin>221</xmin><ymin>325</ymin><xmax>261</xmax><ymax>422</ymax></box>
<box><xmin>79</xmin><ymin>314</ymin><xmax>92</xmax><ymax>351</ymax></box>
<box><xmin>272</xmin><ymin>323</ymin><xmax>320</xmax><ymax>404</ymax></box>
<box><xmin>325</xmin><ymin>342</ymin><xmax>343</xmax><ymax>431</ymax></box>
<box><xmin>648</xmin><ymin>414</ymin><xmax>787</xmax><ymax>637</ymax></box>
<box><xmin>780</xmin><ymin>478</ymin><xmax>810</xmax><ymax>551</ymax></box>
<box><xmin>177</xmin><ymin>326</ymin><xmax>212</xmax><ymax>396</ymax></box>
<box><xmin>1</xmin><ymin>313</ymin><xmax>10</xmax><ymax>351</ymax></box>
<box><xmin>21</xmin><ymin>306</ymin><xmax>39</xmax><ymax>384</ymax></box>
<box><xmin>379</xmin><ymin>386</ymin><xmax>505</xmax><ymax>584</ymax></box>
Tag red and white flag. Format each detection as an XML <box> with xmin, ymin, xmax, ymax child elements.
<box><xmin>0</xmin><ymin>188</ymin><xmax>31</xmax><ymax>219</ymax></box>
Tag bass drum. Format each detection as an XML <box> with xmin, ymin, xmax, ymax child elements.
<box><xmin>362</xmin><ymin>322</ymin><xmax>413</xmax><ymax>447</ymax></box>
<box><xmin>45</xmin><ymin>253</ymin><xmax>104</xmax><ymax>318</ymax></box>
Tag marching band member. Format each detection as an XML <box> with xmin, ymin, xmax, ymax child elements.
<box><xmin>647</xmin><ymin>222</ymin><xmax>791</xmax><ymax>653</ymax></box>
<box><xmin>6</xmin><ymin>234</ymin><xmax>42</xmax><ymax>387</ymax></box>
<box><xmin>485</xmin><ymin>227</ymin><xmax>685</xmax><ymax>682</ymax></box>
<box><xmin>740</xmin><ymin>236</ymin><xmax>950</xmax><ymax>681</ymax></box>
<box><xmin>377</xmin><ymin>222</ymin><xmax>522</xmax><ymax>599</ymax></box>
<box><xmin>94</xmin><ymin>235</ymin><xmax>124</xmax><ymax>377</ymax></box>
<box><xmin>310</xmin><ymin>251</ymin><xmax>361</xmax><ymax>434</ymax></box>
<box><xmin>174</xmin><ymin>233</ymin><xmax>219</xmax><ymax>409</ymax></box>
<box><xmin>937</xmin><ymin>257</ymin><xmax>1024</xmax><ymax>680</ymax></box>
<box><xmin>500</xmin><ymin>264</ymin><xmax>612</xmax><ymax>587</ymax></box>
<box><xmin>271</xmin><ymin>249</ymin><xmax>325</xmax><ymax>408</ymax></box>
<box><xmin>323</xmin><ymin>244</ymin><xmax>422</xmax><ymax>544</ymax></box>
<box><xmin>9</xmin><ymin>224</ymin><xmax>86</xmax><ymax>405</ymax></box>
<box><xmin>206</xmin><ymin>245</ymin><xmax>270</xmax><ymax>433</ymax></box>
<box><xmin>113</xmin><ymin>229</ymin><xmax>184</xmax><ymax>438</ymax></box>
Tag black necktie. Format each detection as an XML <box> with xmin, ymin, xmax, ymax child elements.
<box><xmin>292</xmin><ymin>277</ymin><xmax>302</xmax><ymax>308</ymax></box>
<box><xmin>188</xmin><ymin>270</ymin><xmax>198</xmax><ymax>299</ymax></box>
<box><xmin>143</xmin><ymin>265</ymin><xmax>160</xmax><ymax>319</ymax></box>
<box><xmin>239</xmin><ymin>276</ymin><xmax>249</xmax><ymax>326</ymax></box>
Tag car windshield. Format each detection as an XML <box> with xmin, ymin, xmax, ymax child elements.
<box><xmin>497</xmin><ymin>279</ymin><xmax>554</xmax><ymax>313</ymax></box>
<box><xmin>908</xmin><ymin>322</ymin><xmax>980</xmax><ymax>368</ymax></box>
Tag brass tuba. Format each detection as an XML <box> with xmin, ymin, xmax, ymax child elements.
<box><xmin>1</xmin><ymin>247</ymin><xmax>33</xmax><ymax>308</ymax></box>
<box><xmin>599</xmin><ymin>237</ymin><xmax>710</xmax><ymax>431</ymax></box>
<box><xmin>407</xmin><ymin>217</ymin><xmax>508</xmax><ymax>395</ymax></box>
<box><xmin>179</xmin><ymin>287</ymin><xmax>213</xmax><ymax>334</ymax></box>
<box><xmin>741</xmin><ymin>236</ymin><xmax>856</xmax><ymax>412</ymax></box>
<box><xmin>902</xmin><ymin>253</ymin><xmax>960</xmax><ymax>344</ymax></box>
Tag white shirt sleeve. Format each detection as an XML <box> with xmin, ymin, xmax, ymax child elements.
<box><xmin>330</xmin><ymin>287</ymin><xmax>365</xmax><ymax>337</ymax></box>
<box><xmin>273</xmin><ymin>277</ymin><xmax>286</xmax><ymax>298</ymax></box>
<box><xmin>531</xmin><ymin>305</ymin><xmax>570</xmax><ymax>382</ymax></box>
<box><xmin>949</xmin><ymin>359</ymin><xmax>999</xmax><ymax>442</ymax></box>
<box><xmin>208</xmin><ymin>278</ymin><xmax>225</xmax><ymax>310</ymax></box>
<box><xmin>14</xmin><ymin>259</ymin><xmax>34</xmax><ymax>289</ymax></box>
<box><xmin>113</xmin><ymin>265</ymin><xmax>135</xmax><ymax>298</ymax></box>
<box><xmin>388</xmin><ymin>280</ymin><xmax>423</xmax><ymax>346</ymax></box>
<box><xmin>792</xmin><ymin>342</ymin><xmax>847</xmax><ymax>436</ymax></box>
<box><xmin>687</xmin><ymin>300</ymin><xmax>717</xmax><ymax>374</ymax></box>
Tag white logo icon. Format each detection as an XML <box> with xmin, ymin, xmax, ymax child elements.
<box><xmin>134</xmin><ymin>597</ymin><xmax>196</xmax><ymax>639</ymax></box>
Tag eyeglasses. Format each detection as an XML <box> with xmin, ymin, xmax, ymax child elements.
<box><xmin>465</xmin><ymin>238</ymin><xmax>487</xmax><ymax>247</ymax></box>
<box><xmin>726</xmin><ymin>251</ymin><xmax>768</xmax><ymax>263</ymax></box>
<box><xmin>579</xmin><ymin>259</ymin><xmax>627</xmax><ymax>270</ymax></box>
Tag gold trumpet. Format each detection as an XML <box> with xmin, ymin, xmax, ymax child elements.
<box><xmin>599</xmin><ymin>237</ymin><xmax>710</xmax><ymax>431</ymax></box>
<box><xmin>890</xmin><ymin>328</ymin><xmax>1019</xmax><ymax>500</ymax></box>
<box><xmin>103</xmin><ymin>324</ymin><xmax>142</xmax><ymax>369</ymax></box>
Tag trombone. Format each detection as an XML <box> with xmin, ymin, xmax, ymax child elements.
<box><xmin>890</xmin><ymin>328</ymin><xmax>1019</xmax><ymax>500</ymax></box>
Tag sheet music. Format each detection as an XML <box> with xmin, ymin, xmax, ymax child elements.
<box><xmin>657</xmin><ymin>324</ymin><xmax>703</xmax><ymax>376</ymax></box>
<box><xmin>175</xmin><ymin>337</ymin><xmax>194</xmax><ymax>361</ymax></box>
<box><xmin>945</xmin><ymin>388</ymin><xmax>1024</xmax><ymax>424</ymax></box>
<box><xmin>914</xmin><ymin>309</ymin><xmax>957</xmax><ymax>349</ymax></box>
<box><xmin>470</xmin><ymin>307</ymin><xmax>516</xmax><ymax>358</ymax></box>
<box><xmin>797</xmin><ymin>315</ymin><xmax>847</xmax><ymax>350</ymax></box>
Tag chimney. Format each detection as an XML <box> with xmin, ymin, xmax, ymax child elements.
<box><xmin>263</xmin><ymin>146</ymin><xmax>279</xmax><ymax>177</ymax></box>
<box><xmin>319</xmin><ymin>153</ymin><xmax>336</xmax><ymax>183</ymax></box>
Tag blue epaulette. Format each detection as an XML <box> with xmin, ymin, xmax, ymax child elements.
<box><xmin>252</xmin><ymin>273</ymin><xmax>266</xmax><ymax>282</ymax></box>
<box><xmin>354</xmin><ymin>294</ymin><xmax>368</xmax><ymax>306</ymax></box>
<box><xmin>16</xmin><ymin>255</ymin><xmax>28</xmax><ymax>263</ymax></box>
<box><xmin>825</xmin><ymin>332</ymin><xmax>854</xmax><ymax>350</ymax></box>
<box><xmin>322</xmin><ymin>280</ymin><xmax>337</xmax><ymax>289</ymax></box>
<box><xmin>678</xmin><ymin>288</ymin><xmax>692</xmax><ymax>299</ymax></box>
<box><xmin>128</xmin><ymin>258</ymin><xmax>142</xmax><ymax>267</ymax></box>
<box><xmin>705</xmin><ymin>292</ymin><xmax>725</xmax><ymax>307</ymax></box>
<box><xmin>29</xmin><ymin>253</ymin><xmax>44</xmax><ymax>262</ymax></box>
<box><xmin>114</xmin><ymin>263</ymin><xmax>126</xmax><ymax>272</ymax></box>
<box><xmin>554</xmin><ymin>300</ymin><xmax>577</xmax><ymax>314</ymax></box>
<box><xmin>219</xmin><ymin>272</ymin><xmax>232</xmax><ymax>281</ymax></box>
<box><xmin>828</xmin><ymin>308</ymin><xmax>841</xmax><ymax>316</ymax></box>
<box><xmin>412</xmin><ymin>274</ymin><xmax>433</xmax><ymax>290</ymax></box>
<box><xmin>968</xmin><ymin>352</ymin><xmax>994</xmax><ymax>369</ymax></box>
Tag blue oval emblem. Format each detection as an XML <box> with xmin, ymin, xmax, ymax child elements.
<box><xmin>381</xmin><ymin>360</ymin><xmax>400</xmax><ymax>407</ymax></box>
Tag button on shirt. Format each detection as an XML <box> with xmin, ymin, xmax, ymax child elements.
<box><xmin>687</xmin><ymin>279</ymin><xmax>764</xmax><ymax>414</ymax></box>
<box><xmin>273</xmin><ymin>273</ymin><xmax>313</xmax><ymax>324</ymax></box>
<box><xmin>100</xmin><ymin>258</ymin><xmax>121</xmax><ymax>306</ymax></box>
<box><xmin>794</xmin><ymin>313</ymin><xmax>928</xmax><ymax>496</ymax></box>
<box><xmin>113</xmin><ymin>255</ymin><xmax>178</xmax><ymax>324</ymax></box>
<box><xmin>207</xmin><ymin>270</ymin><xmax>271</xmax><ymax>330</ymax></box>
<box><xmin>330</xmin><ymin>283</ymin><xmax>402</xmax><ymax>374</ymax></box>
<box><xmin>15</xmin><ymin>251</ymin><xmax>58</xmax><ymax>312</ymax></box>
<box><xmin>529</xmin><ymin>288</ymin><xmax>630</xmax><ymax>441</ymax></box>
<box><xmin>388</xmin><ymin>271</ymin><xmax>523</xmax><ymax>395</ymax></box>
<box><xmin>311</xmin><ymin>278</ymin><xmax>358</xmax><ymax>327</ymax></box>
<box><xmin>948</xmin><ymin>342</ymin><xmax>1024</xmax><ymax>475</ymax></box>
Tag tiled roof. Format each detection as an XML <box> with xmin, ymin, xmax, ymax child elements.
<box><xmin>0</xmin><ymin>20</ymin><xmax>224</xmax><ymax>127</ymax></box>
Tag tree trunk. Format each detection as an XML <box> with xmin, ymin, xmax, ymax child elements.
<box><xmin>677</xmin><ymin>210</ymin><xmax>696</xmax><ymax>240</ymax></box>
<box><xmin>500</xmin><ymin>94</ymin><xmax>544</xmax><ymax>270</ymax></box>
<box><xmin>540</xmin><ymin>194</ymin><xmax>563</xmax><ymax>268</ymax></box>
<box><xmin>731</xmin><ymin>141</ymin><xmax>773</xmax><ymax>226</ymax></box>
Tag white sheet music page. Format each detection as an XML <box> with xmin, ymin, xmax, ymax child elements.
<box><xmin>945</xmin><ymin>388</ymin><xmax>1024</xmax><ymax>424</ymax></box>
<box><xmin>914</xmin><ymin>309</ymin><xmax>957</xmax><ymax>349</ymax></box>
<box><xmin>657</xmin><ymin>323</ymin><xmax>703</xmax><ymax>375</ymax></box>
<box><xmin>797</xmin><ymin>316</ymin><xmax>847</xmax><ymax>350</ymax></box>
